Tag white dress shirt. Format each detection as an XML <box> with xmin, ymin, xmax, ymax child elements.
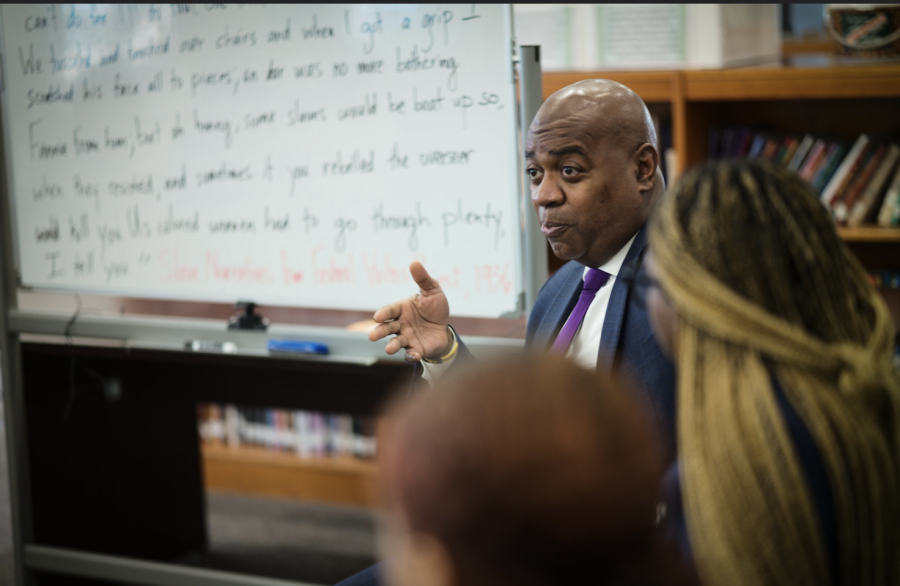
<box><xmin>421</xmin><ymin>233</ymin><xmax>637</xmax><ymax>382</ymax></box>
<box><xmin>563</xmin><ymin>233</ymin><xmax>636</xmax><ymax>370</ymax></box>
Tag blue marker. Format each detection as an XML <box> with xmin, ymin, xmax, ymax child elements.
<box><xmin>267</xmin><ymin>339</ymin><xmax>329</xmax><ymax>355</ymax></box>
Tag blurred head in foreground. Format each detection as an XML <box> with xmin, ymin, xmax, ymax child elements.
<box><xmin>378</xmin><ymin>354</ymin><xmax>676</xmax><ymax>586</ymax></box>
<box><xmin>647</xmin><ymin>159</ymin><xmax>900</xmax><ymax>586</ymax></box>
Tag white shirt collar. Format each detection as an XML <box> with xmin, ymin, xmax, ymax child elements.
<box><xmin>582</xmin><ymin>232</ymin><xmax>637</xmax><ymax>281</ymax></box>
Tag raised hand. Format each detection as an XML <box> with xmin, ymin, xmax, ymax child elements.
<box><xmin>368</xmin><ymin>261</ymin><xmax>452</xmax><ymax>362</ymax></box>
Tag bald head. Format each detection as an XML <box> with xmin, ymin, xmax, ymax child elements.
<box><xmin>380</xmin><ymin>354</ymin><xmax>665</xmax><ymax>586</ymax></box>
<box><xmin>535</xmin><ymin>79</ymin><xmax>659</xmax><ymax>153</ymax></box>
<box><xmin>525</xmin><ymin>79</ymin><xmax>663</xmax><ymax>268</ymax></box>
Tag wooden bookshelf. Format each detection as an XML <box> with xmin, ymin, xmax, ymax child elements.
<box><xmin>781</xmin><ymin>39</ymin><xmax>836</xmax><ymax>56</ymax></box>
<box><xmin>543</xmin><ymin>62</ymin><xmax>900</xmax><ymax>329</ymax></box>
<box><xmin>543</xmin><ymin>62</ymin><xmax>900</xmax><ymax>175</ymax></box>
<box><xmin>201</xmin><ymin>443</ymin><xmax>379</xmax><ymax>508</ymax></box>
<box><xmin>544</xmin><ymin>63</ymin><xmax>900</xmax><ymax>104</ymax></box>
<box><xmin>837</xmin><ymin>227</ymin><xmax>900</xmax><ymax>243</ymax></box>
<box><xmin>543</xmin><ymin>71</ymin><xmax>676</xmax><ymax>103</ymax></box>
<box><xmin>681</xmin><ymin>64</ymin><xmax>900</xmax><ymax>101</ymax></box>
<box><xmin>545</xmin><ymin>62</ymin><xmax>900</xmax><ymax>223</ymax></box>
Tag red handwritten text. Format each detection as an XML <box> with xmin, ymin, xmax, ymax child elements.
<box><xmin>205</xmin><ymin>250</ymin><xmax>273</xmax><ymax>283</ymax></box>
<box><xmin>474</xmin><ymin>263</ymin><xmax>512</xmax><ymax>295</ymax></box>
<box><xmin>159</xmin><ymin>246</ymin><xmax>199</xmax><ymax>282</ymax></box>
<box><xmin>362</xmin><ymin>251</ymin><xmax>407</xmax><ymax>286</ymax></box>
<box><xmin>280</xmin><ymin>250</ymin><xmax>304</xmax><ymax>284</ymax></box>
<box><xmin>312</xmin><ymin>246</ymin><xmax>354</xmax><ymax>285</ymax></box>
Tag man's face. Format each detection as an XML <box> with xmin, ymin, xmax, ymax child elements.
<box><xmin>526</xmin><ymin>114</ymin><xmax>649</xmax><ymax>268</ymax></box>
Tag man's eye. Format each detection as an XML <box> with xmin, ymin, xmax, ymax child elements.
<box><xmin>526</xmin><ymin>168</ymin><xmax>542</xmax><ymax>179</ymax></box>
<box><xmin>561</xmin><ymin>166</ymin><xmax>578</xmax><ymax>177</ymax></box>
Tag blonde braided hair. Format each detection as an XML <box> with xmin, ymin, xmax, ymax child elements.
<box><xmin>648</xmin><ymin>160</ymin><xmax>900</xmax><ymax>586</ymax></box>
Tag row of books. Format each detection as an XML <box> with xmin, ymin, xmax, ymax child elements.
<box><xmin>197</xmin><ymin>403</ymin><xmax>377</xmax><ymax>459</ymax></box>
<box><xmin>709</xmin><ymin>127</ymin><xmax>900</xmax><ymax>228</ymax></box>
<box><xmin>868</xmin><ymin>270</ymin><xmax>900</xmax><ymax>290</ymax></box>
<box><xmin>895</xmin><ymin>338</ymin><xmax>900</xmax><ymax>373</ymax></box>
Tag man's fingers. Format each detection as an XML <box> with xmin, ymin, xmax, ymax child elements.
<box><xmin>373</xmin><ymin>301</ymin><xmax>403</xmax><ymax>324</ymax></box>
<box><xmin>384</xmin><ymin>337</ymin><xmax>400</xmax><ymax>355</ymax></box>
<box><xmin>384</xmin><ymin>334</ymin><xmax>409</xmax><ymax>355</ymax></box>
<box><xmin>409</xmin><ymin>261</ymin><xmax>441</xmax><ymax>294</ymax></box>
<box><xmin>368</xmin><ymin>319</ymin><xmax>401</xmax><ymax>341</ymax></box>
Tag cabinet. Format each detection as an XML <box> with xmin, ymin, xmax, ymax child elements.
<box><xmin>16</xmin><ymin>340</ymin><xmax>404</xmax><ymax>584</ymax></box>
<box><xmin>202</xmin><ymin>444</ymin><xmax>377</xmax><ymax>508</ymax></box>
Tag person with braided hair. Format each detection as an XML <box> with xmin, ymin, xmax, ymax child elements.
<box><xmin>644</xmin><ymin>159</ymin><xmax>900</xmax><ymax>586</ymax></box>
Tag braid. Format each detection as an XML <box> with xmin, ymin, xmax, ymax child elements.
<box><xmin>649</xmin><ymin>159</ymin><xmax>900</xmax><ymax>586</ymax></box>
<box><xmin>665</xmin><ymin>159</ymin><xmax>876</xmax><ymax>345</ymax></box>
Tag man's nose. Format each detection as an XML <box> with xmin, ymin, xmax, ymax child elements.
<box><xmin>532</xmin><ymin>175</ymin><xmax>564</xmax><ymax>208</ymax></box>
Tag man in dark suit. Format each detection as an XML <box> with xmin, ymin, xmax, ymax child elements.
<box><xmin>369</xmin><ymin>78</ymin><xmax>674</xmax><ymax>446</ymax></box>
<box><xmin>346</xmin><ymin>79</ymin><xmax>675</xmax><ymax>586</ymax></box>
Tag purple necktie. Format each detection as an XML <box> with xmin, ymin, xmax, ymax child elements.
<box><xmin>550</xmin><ymin>268</ymin><xmax>611</xmax><ymax>354</ymax></box>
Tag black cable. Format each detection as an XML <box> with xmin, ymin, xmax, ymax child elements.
<box><xmin>63</xmin><ymin>349</ymin><xmax>78</xmax><ymax>420</ymax></box>
<box><xmin>62</xmin><ymin>294</ymin><xmax>82</xmax><ymax>420</ymax></box>
<box><xmin>61</xmin><ymin>294</ymin><xmax>118</xmax><ymax>419</ymax></box>
<box><xmin>63</xmin><ymin>293</ymin><xmax>81</xmax><ymax>344</ymax></box>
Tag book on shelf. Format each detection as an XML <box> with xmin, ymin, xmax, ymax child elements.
<box><xmin>761</xmin><ymin>136</ymin><xmax>782</xmax><ymax>161</ymax></box>
<box><xmin>788</xmin><ymin>134</ymin><xmax>816</xmax><ymax>173</ymax></box>
<box><xmin>798</xmin><ymin>139</ymin><xmax>830</xmax><ymax>181</ymax></box>
<box><xmin>877</xmin><ymin>164</ymin><xmax>900</xmax><ymax>227</ymax></box>
<box><xmin>829</xmin><ymin>145</ymin><xmax>875</xmax><ymax>211</ymax></box>
<box><xmin>735</xmin><ymin>128</ymin><xmax>756</xmax><ymax>158</ymax></box>
<box><xmin>708</xmin><ymin>127</ymin><xmax>720</xmax><ymax>161</ymax></box>
<box><xmin>821</xmin><ymin>134</ymin><xmax>871</xmax><ymax>207</ymax></box>
<box><xmin>748</xmin><ymin>134</ymin><xmax>767</xmax><ymax>159</ymax></box>
<box><xmin>835</xmin><ymin>144</ymin><xmax>887</xmax><ymax>224</ymax></box>
<box><xmin>776</xmin><ymin>136</ymin><xmax>801</xmax><ymax>166</ymax></box>
<box><xmin>720</xmin><ymin>127</ymin><xmax>736</xmax><ymax>159</ymax></box>
<box><xmin>847</xmin><ymin>144</ymin><xmax>900</xmax><ymax>227</ymax></box>
<box><xmin>197</xmin><ymin>403</ymin><xmax>378</xmax><ymax>460</ymax></box>
<box><xmin>812</xmin><ymin>142</ymin><xmax>847</xmax><ymax>192</ymax></box>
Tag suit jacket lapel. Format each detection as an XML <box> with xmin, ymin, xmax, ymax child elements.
<box><xmin>533</xmin><ymin>264</ymin><xmax>583</xmax><ymax>352</ymax></box>
<box><xmin>597</xmin><ymin>226</ymin><xmax>648</xmax><ymax>373</ymax></box>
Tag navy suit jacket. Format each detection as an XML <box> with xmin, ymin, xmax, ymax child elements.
<box><xmin>525</xmin><ymin>225</ymin><xmax>676</xmax><ymax>454</ymax></box>
<box><xmin>336</xmin><ymin>226</ymin><xmax>676</xmax><ymax>586</ymax></box>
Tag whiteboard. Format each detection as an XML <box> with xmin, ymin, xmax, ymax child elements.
<box><xmin>0</xmin><ymin>4</ymin><xmax>523</xmax><ymax>318</ymax></box>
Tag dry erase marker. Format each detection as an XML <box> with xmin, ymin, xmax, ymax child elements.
<box><xmin>267</xmin><ymin>339</ymin><xmax>329</xmax><ymax>355</ymax></box>
<box><xmin>186</xmin><ymin>340</ymin><xmax>238</xmax><ymax>353</ymax></box>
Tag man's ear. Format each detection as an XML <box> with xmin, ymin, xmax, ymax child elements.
<box><xmin>634</xmin><ymin>143</ymin><xmax>660</xmax><ymax>193</ymax></box>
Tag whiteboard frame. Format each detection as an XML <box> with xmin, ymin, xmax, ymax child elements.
<box><xmin>0</xmin><ymin>4</ymin><xmax>26</xmax><ymax>286</ymax></box>
<box><xmin>0</xmin><ymin>9</ymin><xmax>33</xmax><ymax>586</ymax></box>
<box><xmin>0</xmin><ymin>4</ymin><xmax>530</xmax><ymax>319</ymax></box>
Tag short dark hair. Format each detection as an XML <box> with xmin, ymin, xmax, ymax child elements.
<box><xmin>381</xmin><ymin>354</ymin><xmax>665</xmax><ymax>586</ymax></box>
